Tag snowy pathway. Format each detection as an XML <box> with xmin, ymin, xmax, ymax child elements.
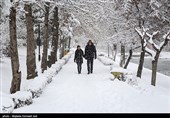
<box><xmin>14</xmin><ymin>54</ymin><xmax>170</xmax><ymax>113</ymax></box>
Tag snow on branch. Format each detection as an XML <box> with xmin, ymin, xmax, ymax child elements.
<box><xmin>81</xmin><ymin>0</ymin><xmax>115</xmax><ymax>4</ymax></box>
<box><xmin>159</xmin><ymin>31</ymin><xmax>170</xmax><ymax>50</ymax></box>
<box><xmin>144</xmin><ymin>30</ymin><xmax>170</xmax><ymax>61</ymax></box>
<box><xmin>48</xmin><ymin>1</ymin><xmax>65</xmax><ymax>15</ymax></box>
<box><xmin>135</xmin><ymin>28</ymin><xmax>143</xmax><ymax>39</ymax></box>
<box><xmin>146</xmin><ymin>31</ymin><xmax>160</xmax><ymax>51</ymax></box>
<box><xmin>34</xmin><ymin>2</ymin><xmax>45</xmax><ymax>12</ymax></box>
<box><xmin>163</xmin><ymin>30</ymin><xmax>170</xmax><ymax>40</ymax></box>
<box><xmin>72</xmin><ymin>5</ymin><xmax>91</xmax><ymax>14</ymax></box>
<box><xmin>145</xmin><ymin>46</ymin><xmax>156</xmax><ymax>60</ymax></box>
<box><xmin>135</xmin><ymin>26</ymin><xmax>149</xmax><ymax>39</ymax></box>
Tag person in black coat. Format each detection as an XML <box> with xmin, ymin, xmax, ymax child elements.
<box><xmin>84</xmin><ymin>40</ymin><xmax>97</xmax><ymax>74</ymax></box>
<box><xmin>74</xmin><ymin>45</ymin><xmax>84</xmax><ymax>74</ymax></box>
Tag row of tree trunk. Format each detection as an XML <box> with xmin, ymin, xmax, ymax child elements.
<box><xmin>41</xmin><ymin>2</ymin><xmax>50</xmax><ymax>73</ymax></box>
<box><xmin>9</xmin><ymin>1</ymin><xmax>60</xmax><ymax>94</ymax></box>
<box><xmin>110</xmin><ymin>28</ymin><xmax>170</xmax><ymax>87</ymax></box>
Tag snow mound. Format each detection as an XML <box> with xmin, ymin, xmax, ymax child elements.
<box><xmin>26</xmin><ymin>76</ymin><xmax>49</xmax><ymax>98</ymax></box>
<box><xmin>11</xmin><ymin>91</ymin><xmax>33</xmax><ymax>109</ymax></box>
<box><xmin>98</xmin><ymin>55</ymin><xmax>114</xmax><ymax>65</ymax></box>
<box><xmin>1</xmin><ymin>95</ymin><xmax>14</xmax><ymax>113</ymax></box>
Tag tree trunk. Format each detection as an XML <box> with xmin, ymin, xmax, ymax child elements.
<box><xmin>9</xmin><ymin>6</ymin><xmax>21</xmax><ymax>94</ymax></box>
<box><xmin>151</xmin><ymin>59</ymin><xmax>158</xmax><ymax>86</ymax></box>
<box><xmin>113</xmin><ymin>44</ymin><xmax>117</xmax><ymax>61</ymax></box>
<box><xmin>120</xmin><ymin>44</ymin><xmax>125</xmax><ymax>67</ymax></box>
<box><xmin>41</xmin><ymin>2</ymin><xmax>49</xmax><ymax>73</ymax></box>
<box><xmin>48</xmin><ymin>7</ymin><xmax>59</xmax><ymax>67</ymax></box>
<box><xmin>60</xmin><ymin>42</ymin><xmax>65</xmax><ymax>59</ymax></box>
<box><xmin>108</xmin><ymin>43</ymin><xmax>110</xmax><ymax>57</ymax></box>
<box><xmin>68</xmin><ymin>37</ymin><xmax>71</xmax><ymax>52</ymax></box>
<box><xmin>124</xmin><ymin>49</ymin><xmax>133</xmax><ymax>69</ymax></box>
<box><xmin>25</xmin><ymin>4</ymin><xmax>37</xmax><ymax>79</ymax></box>
<box><xmin>151</xmin><ymin>53</ymin><xmax>160</xmax><ymax>86</ymax></box>
<box><xmin>137</xmin><ymin>51</ymin><xmax>145</xmax><ymax>78</ymax></box>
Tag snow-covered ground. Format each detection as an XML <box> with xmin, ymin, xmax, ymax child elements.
<box><xmin>0</xmin><ymin>47</ymin><xmax>42</xmax><ymax>95</ymax></box>
<box><xmin>1</xmin><ymin>47</ymin><xmax>170</xmax><ymax>113</ymax></box>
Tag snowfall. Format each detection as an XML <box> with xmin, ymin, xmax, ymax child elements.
<box><xmin>0</xmin><ymin>47</ymin><xmax>170</xmax><ymax>113</ymax></box>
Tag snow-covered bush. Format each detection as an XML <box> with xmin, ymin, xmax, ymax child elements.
<box><xmin>52</xmin><ymin>62</ymin><xmax>63</xmax><ymax>73</ymax></box>
<box><xmin>26</xmin><ymin>76</ymin><xmax>48</xmax><ymax>98</ymax></box>
<box><xmin>56</xmin><ymin>59</ymin><xmax>66</xmax><ymax>67</ymax></box>
<box><xmin>123</xmin><ymin>70</ymin><xmax>138</xmax><ymax>86</ymax></box>
<box><xmin>1</xmin><ymin>91</ymin><xmax>32</xmax><ymax>112</ymax></box>
<box><xmin>11</xmin><ymin>91</ymin><xmax>33</xmax><ymax>108</ymax></box>
<box><xmin>125</xmin><ymin>74</ymin><xmax>138</xmax><ymax>86</ymax></box>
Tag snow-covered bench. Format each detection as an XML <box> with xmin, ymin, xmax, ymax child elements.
<box><xmin>110</xmin><ymin>66</ymin><xmax>138</xmax><ymax>86</ymax></box>
<box><xmin>110</xmin><ymin>67</ymin><xmax>125</xmax><ymax>81</ymax></box>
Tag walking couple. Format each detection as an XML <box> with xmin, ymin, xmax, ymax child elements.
<box><xmin>74</xmin><ymin>40</ymin><xmax>97</xmax><ymax>74</ymax></box>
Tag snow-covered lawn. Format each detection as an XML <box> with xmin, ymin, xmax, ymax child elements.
<box><xmin>11</xmin><ymin>52</ymin><xmax>170</xmax><ymax>113</ymax></box>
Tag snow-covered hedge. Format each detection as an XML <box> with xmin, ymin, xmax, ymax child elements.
<box><xmin>11</xmin><ymin>91</ymin><xmax>33</xmax><ymax>109</ymax></box>
<box><xmin>26</xmin><ymin>50</ymin><xmax>74</xmax><ymax>98</ymax></box>
<box><xmin>26</xmin><ymin>75</ymin><xmax>50</xmax><ymax>98</ymax></box>
<box><xmin>97</xmin><ymin>53</ymin><xmax>114</xmax><ymax>65</ymax></box>
<box><xmin>1</xmin><ymin>50</ymin><xmax>74</xmax><ymax>113</ymax></box>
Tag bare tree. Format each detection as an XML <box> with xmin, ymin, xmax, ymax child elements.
<box><xmin>9</xmin><ymin>1</ymin><xmax>21</xmax><ymax>94</ymax></box>
<box><xmin>120</xmin><ymin>44</ymin><xmax>125</xmax><ymax>67</ymax></box>
<box><xmin>113</xmin><ymin>44</ymin><xmax>117</xmax><ymax>61</ymax></box>
<box><xmin>25</xmin><ymin>3</ymin><xmax>37</xmax><ymax>79</ymax></box>
<box><xmin>41</xmin><ymin>2</ymin><xmax>50</xmax><ymax>73</ymax></box>
<box><xmin>145</xmin><ymin>31</ymin><xmax>170</xmax><ymax>86</ymax></box>
<box><xmin>48</xmin><ymin>6</ymin><xmax>59</xmax><ymax>67</ymax></box>
<box><xmin>124</xmin><ymin>44</ymin><xmax>140</xmax><ymax>69</ymax></box>
<box><xmin>135</xmin><ymin>27</ymin><xmax>148</xmax><ymax>78</ymax></box>
<box><xmin>136</xmin><ymin>27</ymin><xmax>170</xmax><ymax>86</ymax></box>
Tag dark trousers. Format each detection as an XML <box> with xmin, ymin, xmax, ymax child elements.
<box><xmin>77</xmin><ymin>62</ymin><xmax>82</xmax><ymax>74</ymax></box>
<box><xmin>87</xmin><ymin>58</ymin><xmax>94</xmax><ymax>73</ymax></box>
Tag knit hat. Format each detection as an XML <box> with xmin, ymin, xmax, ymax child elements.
<box><xmin>88</xmin><ymin>40</ymin><xmax>92</xmax><ymax>43</ymax></box>
<box><xmin>77</xmin><ymin>45</ymin><xmax>80</xmax><ymax>48</ymax></box>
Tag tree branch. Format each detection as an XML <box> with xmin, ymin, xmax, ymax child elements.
<box><xmin>146</xmin><ymin>31</ymin><xmax>160</xmax><ymax>52</ymax></box>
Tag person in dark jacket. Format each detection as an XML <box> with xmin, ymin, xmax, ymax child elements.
<box><xmin>84</xmin><ymin>40</ymin><xmax>97</xmax><ymax>74</ymax></box>
<box><xmin>74</xmin><ymin>45</ymin><xmax>84</xmax><ymax>74</ymax></box>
